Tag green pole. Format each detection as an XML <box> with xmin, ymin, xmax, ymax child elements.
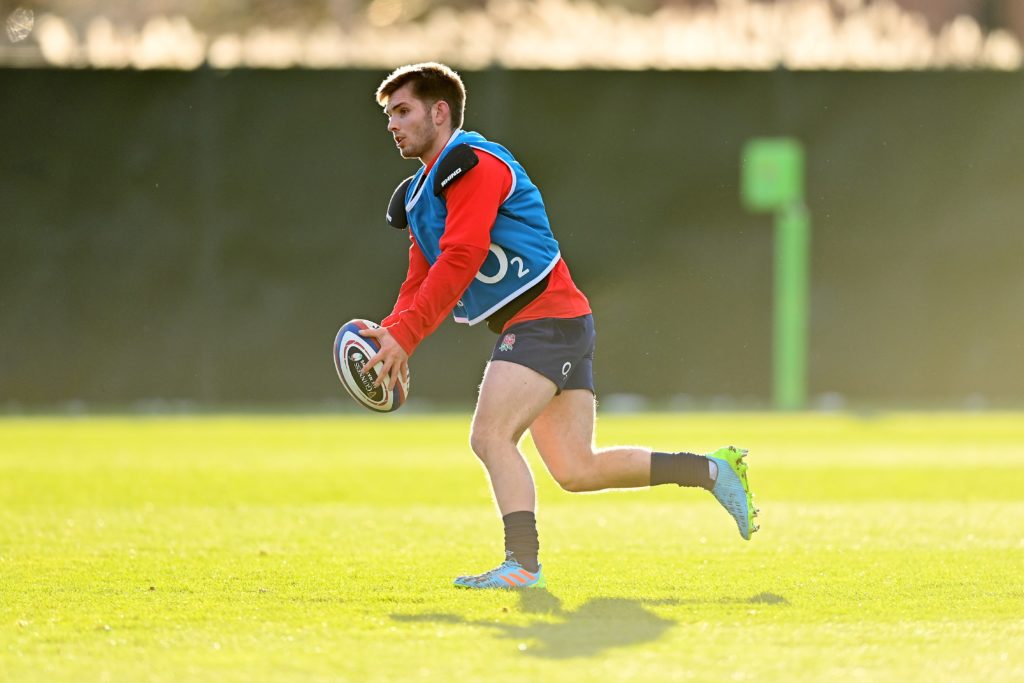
<box><xmin>741</xmin><ymin>138</ymin><xmax>810</xmax><ymax>410</ymax></box>
<box><xmin>774</xmin><ymin>203</ymin><xmax>809</xmax><ymax>410</ymax></box>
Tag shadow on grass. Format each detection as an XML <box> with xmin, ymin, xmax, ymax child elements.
<box><xmin>645</xmin><ymin>591</ymin><xmax>790</xmax><ymax>607</ymax></box>
<box><xmin>391</xmin><ymin>590</ymin><xmax>788</xmax><ymax>659</ymax></box>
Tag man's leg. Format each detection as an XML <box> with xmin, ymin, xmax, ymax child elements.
<box><xmin>529</xmin><ymin>389</ymin><xmax>651</xmax><ymax>491</ymax></box>
<box><xmin>531</xmin><ymin>389</ymin><xmax>717</xmax><ymax>492</ymax></box>
<box><xmin>453</xmin><ymin>360</ymin><xmax>555</xmax><ymax>589</ymax></box>
<box><xmin>468</xmin><ymin>360</ymin><xmax>557</xmax><ymax>515</ymax></box>
<box><xmin>530</xmin><ymin>389</ymin><xmax>759</xmax><ymax>539</ymax></box>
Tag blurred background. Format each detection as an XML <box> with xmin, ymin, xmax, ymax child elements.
<box><xmin>1</xmin><ymin>0</ymin><xmax>1022</xmax><ymax>412</ymax></box>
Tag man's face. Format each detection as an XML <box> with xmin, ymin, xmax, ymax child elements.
<box><xmin>385</xmin><ymin>83</ymin><xmax>439</xmax><ymax>161</ymax></box>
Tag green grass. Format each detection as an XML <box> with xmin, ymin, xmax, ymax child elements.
<box><xmin>1</xmin><ymin>412</ymin><xmax>1023</xmax><ymax>682</ymax></box>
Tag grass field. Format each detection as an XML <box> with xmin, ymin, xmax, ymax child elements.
<box><xmin>2</xmin><ymin>412</ymin><xmax>1023</xmax><ymax>682</ymax></box>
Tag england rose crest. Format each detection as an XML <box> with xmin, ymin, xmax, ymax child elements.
<box><xmin>498</xmin><ymin>333</ymin><xmax>516</xmax><ymax>352</ymax></box>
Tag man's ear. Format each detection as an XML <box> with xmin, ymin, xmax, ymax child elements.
<box><xmin>433</xmin><ymin>99</ymin><xmax>450</xmax><ymax>127</ymax></box>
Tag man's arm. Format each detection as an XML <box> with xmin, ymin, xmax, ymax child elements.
<box><xmin>359</xmin><ymin>237</ymin><xmax>429</xmax><ymax>391</ymax></box>
<box><xmin>382</xmin><ymin>237</ymin><xmax>430</xmax><ymax>329</ymax></box>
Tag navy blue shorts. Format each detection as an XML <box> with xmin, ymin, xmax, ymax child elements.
<box><xmin>489</xmin><ymin>315</ymin><xmax>596</xmax><ymax>394</ymax></box>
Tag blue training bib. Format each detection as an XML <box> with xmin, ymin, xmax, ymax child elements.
<box><xmin>405</xmin><ymin>130</ymin><xmax>561</xmax><ymax>326</ymax></box>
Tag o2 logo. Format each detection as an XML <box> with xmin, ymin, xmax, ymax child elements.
<box><xmin>475</xmin><ymin>244</ymin><xmax>530</xmax><ymax>284</ymax></box>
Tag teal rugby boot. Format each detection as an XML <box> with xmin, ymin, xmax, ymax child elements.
<box><xmin>453</xmin><ymin>552</ymin><xmax>546</xmax><ymax>590</ymax></box>
<box><xmin>707</xmin><ymin>446</ymin><xmax>760</xmax><ymax>540</ymax></box>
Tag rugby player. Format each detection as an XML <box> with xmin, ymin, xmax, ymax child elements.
<box><xmin>360</xmin><ymin>62</ymin><xmax>758</xmax><ymax>589</ymax></box>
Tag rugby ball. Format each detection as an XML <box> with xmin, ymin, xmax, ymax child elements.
<box><xmin>333</xmin><ymin>319</ymin><xmax>410</xmax><ymax>412</ymax></box>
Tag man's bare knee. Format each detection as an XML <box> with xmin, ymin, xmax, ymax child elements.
<box><xmin>468</xmin><ymin>426</ymin><xmax>492</xmax><ymax>461</ymax></box>
<box><xmin>469</xmin><ymin>423</ymin><xmax>522</xmax><ymax>463</ymax></box>
<box><xmin>548</xmin><ymin>450</ymin><xmax>598</xmax><ymax>493</ymax></box>
<box><xmin>556</xmin><ymin>474</ymin><xmax>592</xmax><ymax>493</ymax></box>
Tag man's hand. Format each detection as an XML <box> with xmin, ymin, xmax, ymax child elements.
<box><xmin>359</xmin><ymin>326</ymin><xmax>410</xmax><ymax>390</ymax></box>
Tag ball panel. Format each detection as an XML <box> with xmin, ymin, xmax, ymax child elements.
<box><xmin>339</xmin><ymin>332</ymin><xmax>387</xmax><ymax>407</ymax></box>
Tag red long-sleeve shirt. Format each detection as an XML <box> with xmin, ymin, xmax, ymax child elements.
<box><xmin>381</xmin><ymin>149</ymin><xmax>591</xmax><ymax>355</ymax></box>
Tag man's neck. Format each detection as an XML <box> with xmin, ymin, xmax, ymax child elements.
<box><xmin>421</xmin><ymin>128</ymin><xmax>460</xmax><ymax>170</ymax></box>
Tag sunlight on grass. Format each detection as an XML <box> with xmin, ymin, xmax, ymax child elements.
<box><xmin>1</xmin><ymin>413</ymin><xmax>1022</xmax><ymax>682</ymax></box>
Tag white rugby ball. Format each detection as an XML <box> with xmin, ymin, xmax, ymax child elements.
<box><xmin>333</xmin><ymin>319</ymin><xmax>410</xmax><ymax>412</ymax></box>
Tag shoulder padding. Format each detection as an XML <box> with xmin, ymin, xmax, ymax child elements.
<box><xmin>386</xmin><ymin>175</ymin><xmax>415</xmax><ymax>229</ymax></box>
<box><xmin>433</xmin><ymin>144</ymin><xmax>479</xmax><ymax>196</ymax></box>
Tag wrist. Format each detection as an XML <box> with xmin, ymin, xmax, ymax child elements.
<box><xmin>385</xmin><ymin>321</ymin><xmax>417</xmax><ymax>356</ymax></box>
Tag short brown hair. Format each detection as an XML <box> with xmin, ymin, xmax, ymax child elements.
<box><xmin>375</xmin><ymin>62</ymin><xmax>466</xmax><ymax>130</ymax></box>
